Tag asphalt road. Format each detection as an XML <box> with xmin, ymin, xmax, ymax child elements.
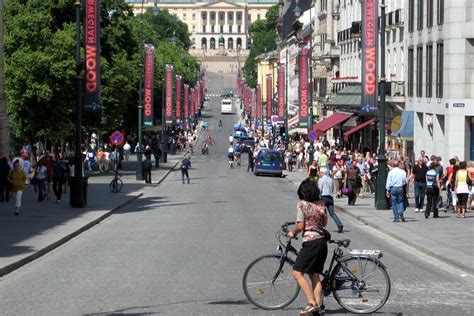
<box><xmin>1</xmin><ymin>71</ymin><xmax>473</xmax><ymax>315</ymax></box>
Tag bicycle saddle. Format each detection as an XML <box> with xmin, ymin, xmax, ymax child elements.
<box><xmin>332</xmin><ymin>239</ymin><xmax>351</xmax><ymax>248</ymax></box>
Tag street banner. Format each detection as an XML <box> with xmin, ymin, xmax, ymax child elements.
<box><xmin>190</xmin><ymin>87</ymin><xmax>195</xmax><ymax>119</ymax></box>
<box><xmin>165</xmin><ymin>64</ymin><xmax>173</xmax><ymax>125</ymax></box>
<box><xmin>257</xmin><ymin>85</ymin><xmax>262</xmax><ymax>123</ymax></box>
<box><xmin>278</xmin><ymin>64</ymin><xmax>285</xmax><ymax>124</ymax></box>
<box><xmin>253</xmin><ymin>88</ymin><xmax>258</xmax><ymax>123</ymax></box>
<box><xmin>83</xmin><ymin>0</ymin><xmax>100</xmax><ymax>113</ymax></box>
<box><xmin>298</xmin><ymin>46</ymin><xmax>309</xmax><ymax>128</ymax></box>
<box><xmin>175</xmin><ymin>75</ymin><xmax>182</xmax><ymax>124</ymax></box>
<box><xmin>143</xmin><ymin>44</ymin><xmax>155</xmax><ymax>126</ymax></box>
<box><xmin>184</xmin><ymin>84</ymin><xmax>189</xmax><ymax>122</ymax></box>
<box><xmin>361</xmin><ymin>0</ymin><xmax>378</xmax><ymax>114</ymax></box>
<box><xmin>266</xmin><ymin>74</ymin><xmax>273</xmax><ymax>123</ymax></box>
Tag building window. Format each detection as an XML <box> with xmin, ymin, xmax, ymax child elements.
<box><xmin>257</xmin><ymin>14</ymin><xmax>261</xmax><ymax>20</ymax></box>
<box><xmin>202</xmin><ymin>25</ymin><xmax>206</xmax><ymax>33</ymax></box>
<box><xmin>426</xmin><ymin>44</ymin><xmax>433</xmax><ymax>98</ymax></box>
<box><xmin>427</xmin><ymin>0</ymin><xmax>433</xmax><ymax>28</ymax></box>
<box><xmin>408</xmin><ymin>0</ymin><xmax>414</xmax><ymax>32</ymax></box>
<box><xmin>436</xmin><ymin>42</ymin><xmax>444</xmax><ymax>98</ymax></box>
<box><xmin>437</xmin><ymin>0</ymin><xmax>444</xmax><ymax>25</ymax></box>
<box><xmin>417</xmin><ymin>0</ymin><xmax>423</xmax><ymax>31</ymax></box>
<box><xmin>408</xmin><ymin>48</ymin><xmax>414</xmax><ymax>97</ymax></box>
<box><xmin>237</xmin><ymin>12</ymin><xmax>242</xmax><ymax>20</ymax></box>
<box><xmin>210</xmin><ymin>12</ymin><xmax>215</xmax><ymax>19</ymax></box>
<box><xmin>238</xmin><ymin>25</ymin><xmax>241</xmax><ymax>33</ymax></box>
<box><xmin>228</xmin><ymin>12</ymin><xmax>233</xmax><ymax>20</ymax></box>
<box><xmin>202</xmin><ymin>12</ymin><xmax>207</xmax><ymax>20</ymax></box>
<box><xmin>400</xmin><ymin>27</ymin><xmax>404</xmax><ymax>41</ymax></box>
<box><xmin>248</xmin><ymin>14</ymin><xmax>251</xmax><ymax>21</ymax></box>
<box><xmin>220</xmin><ymin>25</ymin><xmax>223</xmax><ymax>33</ymax></box>
<box><xmin>183</xmin><ymin>13</ymin><xmax>187</xmax><ymax>19</ymax></box>
<box><xmin>192</xmin><ymin>13</ymin><xmax>196</xmax><ymax>20</ymax></box>
<box><xmin>219</xmin><ymin>12</ymin><xmax>224</xmax><ymax>20</ymax></box>
<box><xmin>229</xmin><ymin>25</ymin><xmax>232</xmax><ymax>33</ymax></box>
<box><xmin>416</xmin><ymin>46</ymin><xmax>423</xmax><ymax>97</ymax></box>
<box><xmin>192</xmin><ymin>25</ymin><xmax>196</xmax><ymax>32</ymax></box>
<box><xmin>211</xmin><ymin>25</ymin><xmax>215</xmax><ymax>33</ymax></box>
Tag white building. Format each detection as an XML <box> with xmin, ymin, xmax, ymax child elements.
<box><xmin>405</xmin><ymin>0</ymin><xmax>474</xmax><ymax>161</ymax></box>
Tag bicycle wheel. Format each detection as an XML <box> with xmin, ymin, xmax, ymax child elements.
<box><xmin>109</xmin><ymin>178</ymin><xmax>123</xmax><ymax>193</ymax></box>
<box><xmin>242</xmin><ymin>254</ymin><xmax>300</xmax><ymax>310</ymax></box>
<box><xmin>331</xmin><ymin>256</ymin><xmax>391</xmax><ymax>314</ymax></box>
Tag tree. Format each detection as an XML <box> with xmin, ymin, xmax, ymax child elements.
<box><xmin>242</xmin><ymin>4</ymin><xmax>278</xmax><ymax>88</ymax></box>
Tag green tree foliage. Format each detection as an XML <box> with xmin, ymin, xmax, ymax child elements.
<box><xmin>242</xmin><ymin>4</ymin><xmax>278</xmax><ymax>88</ymax></box>
<box><xmin>4</xmin><ymin>0</ymin><xmax>199</xmax><ymax>145</ymax></box>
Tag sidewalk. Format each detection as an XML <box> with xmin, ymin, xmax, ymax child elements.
<box><xmin>0</xmin><ymin>152</ymin><xmax>186</xmax><ymax>277</ymax></box>
<box><xmin>284</xmin><ymin>170</ymin><xmax>474</xmax><ymax>274</ymax></box>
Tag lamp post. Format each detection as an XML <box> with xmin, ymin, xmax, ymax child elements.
<box><xmin>375</xmin><ymin>0</ymin><xmax>388</xmax><ymax>210</ymax></box>
<box><xmin>135</xmin><ymin>0</ymin><xmax>146</xmax><ymax>181</ymax></box>
<box><xmin>70</xmin><ymin>0</ymin><xmax>84</xmax><ymax>208</ymax></box>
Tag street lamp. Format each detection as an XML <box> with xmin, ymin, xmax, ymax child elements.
<box><xmin>375</xmin><ymin>0</ymin><xmax>388</xmax><ymax>210</ymax></box>
<box><xmin>71</xmin><ymin>0</ymin><xmax>84</xmax><ymax>208</ymax></box>
<box><xmin>135</xmin><ymin>0</ymin><xmax>146</xmax><ymax>181</ymax></box>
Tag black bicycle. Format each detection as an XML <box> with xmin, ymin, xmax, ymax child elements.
<box><xmin>242</xmin><ymin>222</ymin><xmax>391</xmax><ymax>314</ymax></box>
<box><xmin>109</xmin><ymin>169</ymin><xmax>123</xmax><ymax>193</ymax></box>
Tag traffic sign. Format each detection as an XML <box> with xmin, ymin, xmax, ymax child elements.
<box><xmin>110</xmin><ymin>131</ymin><xmax>125</xmax><ymax>146</ymax></box>
<box><xmin>308</xmin><ymin>130</ymin><xmax>318</xmax><ymax>141</ymax></box>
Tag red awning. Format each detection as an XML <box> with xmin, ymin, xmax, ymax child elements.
<box><xmin>343</xmin><ymin>118</ymin><xmax>376</xmax><ymax>142</ymax></box>
<box><xmin>313</xmin><ymin>112</ymin><xmax>353</xmax><ymax>134</ymax></box>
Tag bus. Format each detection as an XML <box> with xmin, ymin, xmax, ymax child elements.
<box><xmin>221</xmin><ymin>99</ymin><xmax>233</xmax><ymax>114</ymax></box>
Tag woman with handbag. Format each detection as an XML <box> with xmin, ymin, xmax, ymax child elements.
<box><xmin>287</xmin><ymin>178</ymin><xmax>328</xmax><ymax>315</ymax></box>
<box><xmin>454</xmin><ymin>161</ymin><xmax>470</xmax><ymax>218</ymax></box>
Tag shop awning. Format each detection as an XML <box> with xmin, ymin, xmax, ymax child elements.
<box><xmin>313</xmin><ymin>112</ymin><xmax>353</xmax><ymax>134</ymax></box>
<box><xmin>391</xmin><ymin>111</ymin><xmax>414</xmax><ymax>140</ymax></box>
<box><xmin>343</xmin><ymin>118</ymin><xmax>376</xmax><ymax>142</ymax></box>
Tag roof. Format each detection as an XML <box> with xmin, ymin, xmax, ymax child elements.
<box><xmin>326</xmin><ymin>85</ymin><xmax>361</xmax><ymax>108</ymax></box>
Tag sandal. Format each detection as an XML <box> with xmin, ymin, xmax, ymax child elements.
<box><xmin>299</xmin><ymin>304</ymin><xmax>320</xmax><ymax>315</ymax></box>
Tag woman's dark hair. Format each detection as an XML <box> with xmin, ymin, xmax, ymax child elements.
<box><xmin>449</xmin><ymin>158</ymin><xmax>456</xmax><ymax>166</ymax></box>
<box><xmin>297</xmin><ymin>178</ymin><xmax>321</xmax><ymax>202</ymax></box>
<box><xmin>458</xmin><ymin>161</ymin><xmax>467</xmax><ymax>169</ymax></box>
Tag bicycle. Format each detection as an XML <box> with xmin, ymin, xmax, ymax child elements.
<box><xmin>109</xmin><ymin>169</ymin><xmax>123</xmax><ymax>193</ymax></box>
<box><xmin>242</xmin><ymin>222</ymin><xmax>391</xmax><ymax>314</ymax></box>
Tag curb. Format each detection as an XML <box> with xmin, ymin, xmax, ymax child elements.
<box><xmin>0</xmin><ymin>193</ymin><xmax>143</xmax><ymax>277</ymax></box>
<box><xmin>283</xmin><ymin>173</ymin><xmax>474</xmax><ymax>275</ymax></box>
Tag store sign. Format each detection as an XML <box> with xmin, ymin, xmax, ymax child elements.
<box><xmin>143</xmin><ymin>44</ymin><xmax>154</xmax><ymax>126</ymax></box>
<box><xmin>361</xmin><ymin>0</ymin><xmax>378</xmax><ymax>114</ymax></box>
<box><xmin>83</xmin><ymin>0</ymin><xmax>100</xmax><ymax>113</ymax></box>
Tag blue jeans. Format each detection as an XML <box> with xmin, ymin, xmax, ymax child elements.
<box><xmin>414</xmin><ymin>181</ymin><xmax>426</xmax><ymax>210</ymax></box>
<box><xmin>322</xmin><ymin>196</ymin><xmax>343</xmax><ymax>227</ymax></box>
<box><xmin>390</xmin><ymin>187</ymin><xmax>405</xmax><ymax>221</ymax></box>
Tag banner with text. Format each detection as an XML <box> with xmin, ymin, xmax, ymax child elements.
<box><xmin>257</xmin><ymin>85</ymin><xmax>262</xmax><ymax>123</ymax></box>
<box><xmin>266</xmin><ymin>75</ymin><xmax>273</xmax><ymax>123</ymax></box>
<box><xmin>184</xmin><ymin>84</ymin><xmax>189</xmax><ymax>122</ymax></box>
<box><xmin>143</xmin><ymin>44</ymin><xmax>155</xmax><ymax>126</ymax></box>
<box><xmin>361</xmin><ymin>0</ymin><xmax>378</xmax><ymax>114</ymax></box>
<box><xmin>165</xmin><ymin>64</ymin><xmax>173</xmax><ymax>125</ymax></box>
<box><xmin>298</xmin><ymin>46</ymin><xmax>309</xmax><ymax>128</ymax></box>
<box><xmin>278</xmin><ymin>65</ymin><xmax>285</xmax><ymax>124</ymax></box>
<box><xmin>83</xmin><ymin>0</ymin><xmax>100</xmax><ymax>113</ymax></box>
<box><xmin>175</xmin><ymin>75</ymin><xmax>182</xmax><ymax>124</ymax></box>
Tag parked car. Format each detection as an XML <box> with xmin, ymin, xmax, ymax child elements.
<box><xmin>254</xmin><ymin>149</ymin><xmax>283</xmax><ymax>177</ymax></box>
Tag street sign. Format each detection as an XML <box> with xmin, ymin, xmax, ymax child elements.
<box><xmin>308</xmin><ymin>130</ymin><xmax>318</xmax><ymax>141</ymax></box>
<box><xmin>110</xmin><ymin>131</ymin><xmax>125</xmax><ymax>146</ymax></box>
<box><xmin>271</xmin><ymin>115</ymin><xmax>279</xmax><ymax>126</ymax></box>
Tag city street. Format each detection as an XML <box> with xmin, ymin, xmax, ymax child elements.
<box><xmin>1</xmin><ymin>71</ymin><xmax>473</xmax><ymax>315</ymax></box>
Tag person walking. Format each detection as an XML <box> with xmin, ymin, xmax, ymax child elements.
<box><xmin>344</xmin><ymin>161</ymin><xmax>362</xmax><ymax>205</ymax></box>
<box><xmin>411</xmin><ymin>157</ymin><xmax>429</xmax><ymax>213</ymax></box>
<box><xmin>332</xmin><ymin>159</ymin><xmax>344</xmax><ymax>198</ymax></box>
<box><xmin>123</xmin><ymin>141</ymin><xmax>131</xmax><ymax>161</ymax></box>
<box><xmin>307</xmin><ymin>160</ymin><xmax>319</xmax><ymax>180</ymax></box>
<box><xmin>52</xmin><ymin>155</ymin><xmax>66</xmax><ymax>203</ymax></box>
<box><xmin>180</xmin><ymin>155</ymin><xmax>191</xmax><ymax>184</ymax></box>
<box><xmin>318</xmin><ymin>168</ymin><xmax>344</xmax><ymax>233</ymax></box>
<box><xmin>7</xmin><ymin>160</ymin><xmax>26</xmax><ymax>215</ymax></box>
<box><xmin>385</xmin><ymin>160</ymin><xmax>407</xmax><ymax>222</ymax></box>
<box><xmin>454</xmin><ymin>161</ymin><xmax>470</xmax><ymax>218</ymax></box>
<box><xmin>247</xmin><ymin>146</ymin><xmax>254</xmax><ymax>172</ymax></box>
<box><xmin>0</xmin><ymin>156</ymin><xmax>11</xmax><ymax>202</ymax></box>
<box><xmin>36</xmin><ymin>159</ymin><xmax>48</xmax><ymax>202</ymax></box>
<box><xmin>153</xmin><ymin>144</ymin><xmax>162</xmax><ymax>169</ymax></box>
<box><xmin>142</xmin><ymin>154</ymin><xmax>152</xmax><ymax>184</ymax></box>
<box><xmin>287</xmin><ymin>179</ymin><xmax>328</xmax><ymax>315</ymax></box>
<box><xmin>425</xmin><ymin>163</ymin><xmax>441</xmax><ymax>219</ymax></box>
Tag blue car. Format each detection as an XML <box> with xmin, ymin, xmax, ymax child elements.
<box><xmin>254</xmin><ymin>149</ymin><xmax>283</xmax><ymax>177</ymax></box>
